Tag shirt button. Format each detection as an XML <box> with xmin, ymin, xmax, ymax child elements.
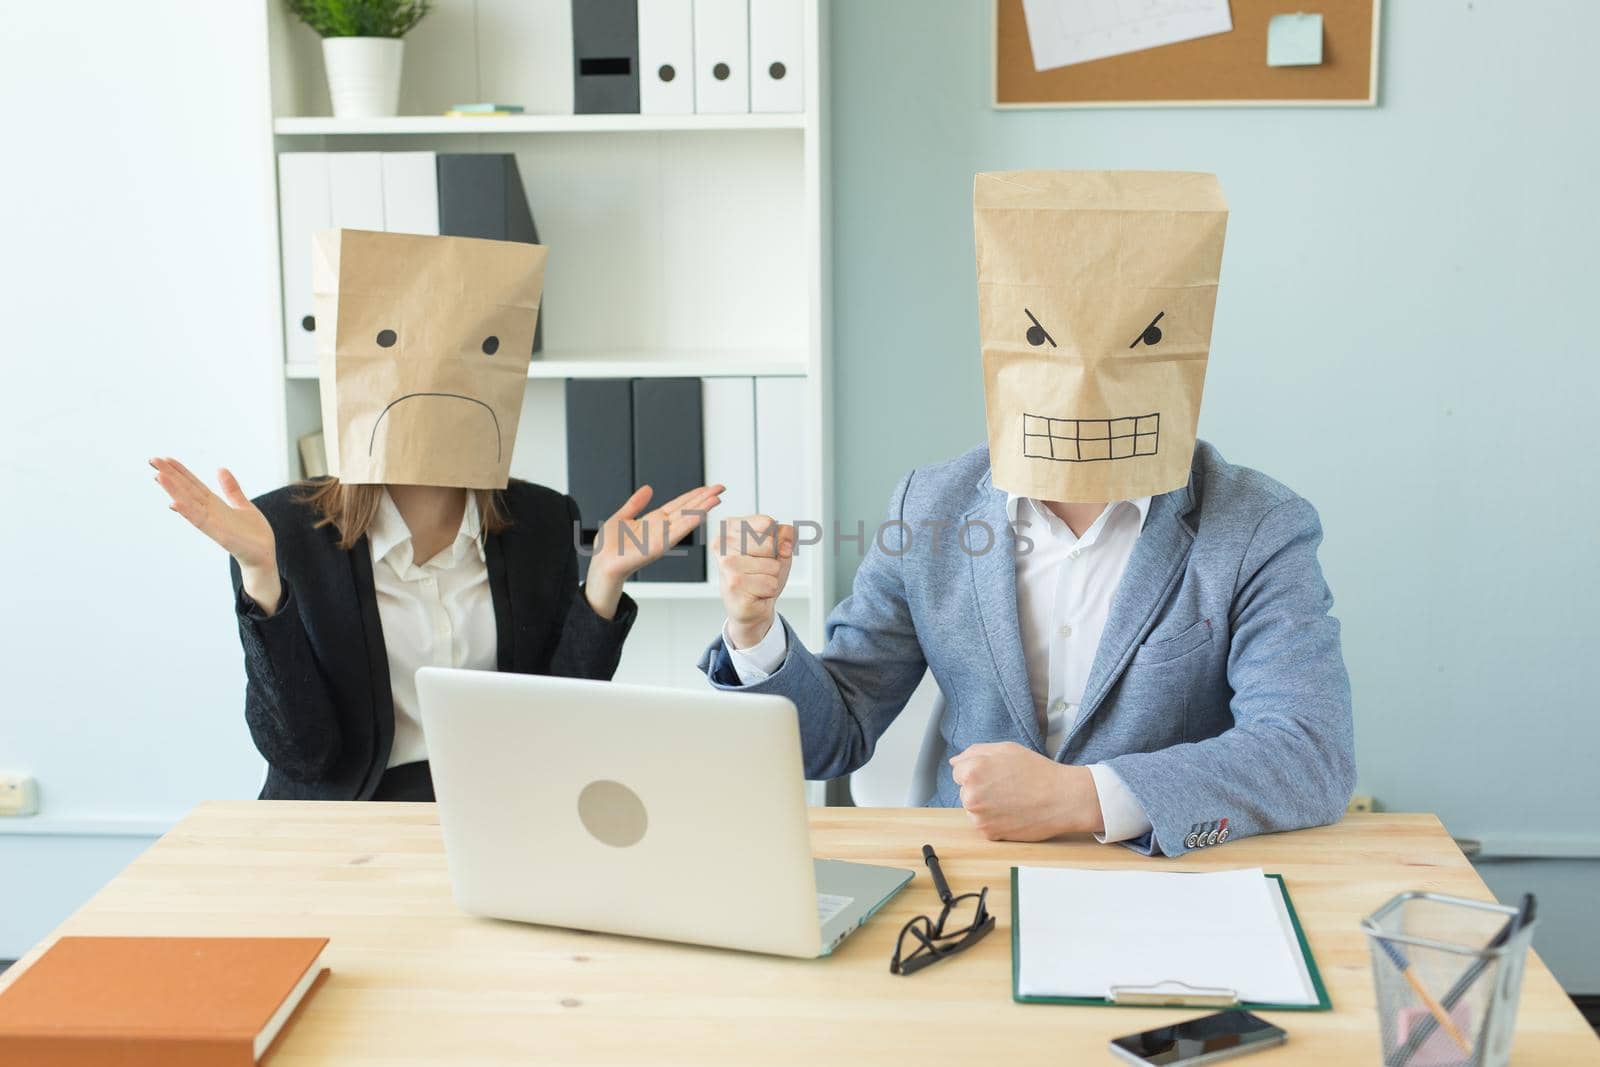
<box><xmin>1059</xmin><ymin>624</ymin><xmax>1073</xmax><ymax>639</ymax></box>
<box><xmin>1051</xmin><ymin>698</ymin><xmax>1067</xmax><ymax>714</ymax></box>
<box><xmin>1069</xmin><ymin>549</ymin><xmax>1081</xmax><ymax>560</ymax></box>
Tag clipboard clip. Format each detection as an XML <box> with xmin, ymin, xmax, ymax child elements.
<box><xmin>1108</xmin><ymin>980</ymin><xmax>1240</xmax><ymax>1007</ymax></box>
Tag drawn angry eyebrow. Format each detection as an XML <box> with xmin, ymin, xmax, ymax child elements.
<box><xmin>1129</xmin><ymin>311</ymin><xmax>1166</xmax><ymax>349</ymax></box>
<box><xmin>1024</xmin><ymin>308</ymin><xmax>1057</xmax><ymax>348</ymax></box>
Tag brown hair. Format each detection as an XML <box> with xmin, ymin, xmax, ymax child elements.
<box><xmin>296</xmin><ymin>479</ymin><xmax>511</xmax><ymax>550</ymax></box>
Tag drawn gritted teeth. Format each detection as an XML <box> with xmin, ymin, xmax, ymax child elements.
<box><xmin>1022</xmin><ymin>412</ymin><xmax>1160</xmax><ymax>463</ymax></box>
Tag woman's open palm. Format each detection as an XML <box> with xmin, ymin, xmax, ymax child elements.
<box><xmin>590</xmin><ymin>483</ymin><xmax>724</xmax><ymax>583</ymax></box>
<box><xmin>150</xmin><ymin>457</ymin><xmax>275</xmax><ymax>571</ymax></box>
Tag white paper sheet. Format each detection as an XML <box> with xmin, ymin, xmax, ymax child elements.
<box><xmin>1020</xmin><ymin>0</ymin><xmax>1233</xmax><ymax>72</ymax></box>
<box><xmin>1015</xmin><ymin>866</ymin><xmax>1318</xmax><ymax>1005</ymax></box>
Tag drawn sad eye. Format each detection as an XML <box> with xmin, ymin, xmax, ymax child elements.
<box><xmin>481</xmin><ymin>335</ymin><xmax>500</xmax><ymax>355</ymax></box>
<box><xmin>1129</xmin><ymin>312</ymin><xmax>1165</xmax><ymax>349</ymax></box>
<box><xmin>376</xmin><ymin>329</ymin><xmax>397</xmax><ymax>348</ymax></box>
<box><xmin>1023</xmin><ymin>308</ymin><xmax>1056</xmax><ymax>348</ymax></box>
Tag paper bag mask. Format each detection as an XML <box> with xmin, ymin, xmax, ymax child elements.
<box><xmin>313</xmin><ymin>229</ymin><xmax>547</xmax><ymax>489</ymax></box>
<box><xmin>975</xmin><ymin>171</ymin><xmax>1228</xmax><ymax>502</ymax></box>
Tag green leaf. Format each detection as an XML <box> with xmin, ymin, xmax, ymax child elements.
<box><xmin>286</xmin><ymin>0</ymin><xmax>432</xmax><ymax>39</ymax></box>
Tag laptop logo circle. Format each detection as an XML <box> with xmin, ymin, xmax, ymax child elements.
<box><xmin>577</xmin><ymin>780</ymin><xmax>648</xmax><ymax>848</ymax></box>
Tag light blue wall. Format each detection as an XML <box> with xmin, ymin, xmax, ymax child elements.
<box><xmin>827</xmin><ymin>1</ymin><xmax>1600</xmax><ymax>989</ymax></box>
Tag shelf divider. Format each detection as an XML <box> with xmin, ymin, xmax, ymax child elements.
<box><xmin>274</xmin><ymin>114</ymin><xmax>808</xmax><ymax>136</ymax></box>
<box><xmin>286</xmin><ymin>352</ymin><xmax>809</xmax><ymax>381</ymax></box>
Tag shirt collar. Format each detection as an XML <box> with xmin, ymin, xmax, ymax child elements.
<box><xmin>456</xmin><ymin>491</ymin><xmax>485</xmax><ymax>564</ymax></box>
<box><xmin>370</xmin><ymin>490</ymin><xmax>486</xmax><ymax>571</ymax></box>
<box><xmin>1005</xmin><ymin>494</ymin><xmax>1153</xmax><ymax>533</ymax></box>
<box><xmin>368</xmin><ymin>490</ymin><xmax>410</xmax><ymax>566</ymax></box>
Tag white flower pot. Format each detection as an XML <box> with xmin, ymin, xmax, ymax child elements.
<box><xmin>322</xmin><ymin>37</ymin><xmax>404</xmax><ymax>118</ymax></box>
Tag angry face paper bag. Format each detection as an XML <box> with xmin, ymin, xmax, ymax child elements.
<box><xmin>313</xmin><ymin>229</ymin><xmax>547</xmax><ymax>489</ymax></box>
<box><xmin>975</xmin><ymin>171</ymin><xmax>1228</xmax><ymax>502</ymax></box>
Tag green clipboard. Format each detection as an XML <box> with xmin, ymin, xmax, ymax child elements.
<box><xmin>1009</xmin><ymin>867</ymin><xmax>1333</xmax><ymax>1012</ymax></box>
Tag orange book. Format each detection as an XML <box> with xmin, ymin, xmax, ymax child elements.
<box><xmin>0</xmin><ymin>936</ymin><xmax>330</xmax><ymax>1066</ymax></box>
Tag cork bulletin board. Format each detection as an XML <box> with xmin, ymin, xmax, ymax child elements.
<box><xmin>994</xmin><ymin>0</ymin><xmax>1381</xmax><ymax>108</ymax></box>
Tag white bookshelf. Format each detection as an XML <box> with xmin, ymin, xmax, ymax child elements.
<box><xmin>283</xmin><ymin>350</ymin><xmax>809</xmax><ymax>380</ymax></box>
<box><xmin>274</xmin><ymin>114</ymin><xmax>806</xmax><ymax>135</ymax></box>
<box><xmin>262</xmin><ymin>0</ymin><xmax>832</xmax><ymax>697</ymax></box>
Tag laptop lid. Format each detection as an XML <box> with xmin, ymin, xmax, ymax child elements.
<box><xmin>416</xmin><ymin>668</ymin><xmax>824</xmax><ymax>958</ymax></box>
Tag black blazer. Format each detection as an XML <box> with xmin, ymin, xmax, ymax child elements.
<box><xmin>230</xmin><ymin>480</ymin><xmax>636</xmax><ymax>800</ymax></box>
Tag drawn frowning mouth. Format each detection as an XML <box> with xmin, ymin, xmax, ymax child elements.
<box><xmin>368</xmin><ymin>392</ymin><xmax>502</xmax><ymax>460</ymax></box>
<box><xmin>1022</xmin><ymin>412</ymin><xmax>1159</xmax><ymax>462</ymax></box>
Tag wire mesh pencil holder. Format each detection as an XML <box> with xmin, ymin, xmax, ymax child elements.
<box><xmin>1362</xmin><ymin>892</ymin><xmax>1537</xmax><ymax>1067</ymax></box>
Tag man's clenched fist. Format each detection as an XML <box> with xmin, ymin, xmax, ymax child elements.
<box><xmin>714</xmin><ymin>514</ymin><xmax>795</xmax><ymax>649</ymax></box>
<box><xmin>949</xmin><ymin>742</ymin><xmax>1104</xmax><ymax>842</ymax></box>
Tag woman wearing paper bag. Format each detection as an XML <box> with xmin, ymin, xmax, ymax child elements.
<box><xmin>151</xmin><ymin>231</ymin><xmax>720</xmax><ymax>802</ymax></box>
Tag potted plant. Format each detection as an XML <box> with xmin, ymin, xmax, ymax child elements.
<box><xmin>287</xmin><ymin>0</ymin><xmax>432</xmax><ymax>118</ymax></box>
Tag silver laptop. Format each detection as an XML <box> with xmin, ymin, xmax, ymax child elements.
<box><xmin>415</xmin><ymin>667</ymin><xmax>913</xmax><ymax>959</ymax></box>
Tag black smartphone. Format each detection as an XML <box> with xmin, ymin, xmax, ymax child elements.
<box><xmin>1108</xmin><ymin>1010</ymin><xmax>1287</xmax><ymax>1065</ymax></box>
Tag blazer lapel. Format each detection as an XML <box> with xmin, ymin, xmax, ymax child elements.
<box><xmin>486</xmin><ymin>529</ymin><xmax>516</xmax><ymax>672</ymax></box>
<box><xmin>1065</xmin><ymin>479</ymin><xmax>1198</xmax><ymax>748</ymax></box>
<box><xmin>348</xmin><ymin>537</ymin><xmax>393</xmax><ymax>797</ymax></box>
<box><xmin>964</xmin><ymin>477</ymin><xmax>1045</xmax><ymax>751</ymax></box>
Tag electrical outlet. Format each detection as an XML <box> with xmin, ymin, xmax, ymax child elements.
<box><xmin>0</xmin><ymin>774</ymin><xmax>38</xmax><ymax>816</ymax></box>
<box><xmin>1346</xmin><ymin>794</ymin><xmax>1377</xmax><ymax>814</ymax></box>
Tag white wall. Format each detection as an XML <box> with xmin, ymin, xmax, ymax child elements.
<box><xmin>0</xmin><ymin>3</ymin><xmax>281</xmax><ymax>955</ymax></box>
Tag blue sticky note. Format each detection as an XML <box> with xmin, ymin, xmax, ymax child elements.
<box><xmin>1267</xmin><ymin>13</ymin><xmax>1324</xmax><ymax>67</ymax></box>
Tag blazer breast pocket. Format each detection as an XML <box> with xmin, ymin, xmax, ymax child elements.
<box><xmin>1131</xmin><ymin>618</ymin><xmax>1213</xmax><ymax>666</ymax></box>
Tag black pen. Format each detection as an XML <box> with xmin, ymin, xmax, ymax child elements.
<box><xmin>922</xmin><ymin>844</ymin><xmax>953</xmax><ymax>906</ymax></box>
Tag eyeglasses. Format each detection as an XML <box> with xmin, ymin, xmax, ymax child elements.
<box><xmin>889</xmin><ymin>844</ymin><xmax>996</xmax><ymax>976</ymax></box>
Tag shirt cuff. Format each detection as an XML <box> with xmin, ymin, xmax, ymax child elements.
<box><xmin>720</xmin><ymin>619</ymin><xmax>787</xmax><ymax>684</ymax></box>
<box><xmin>1088</xmin><ymin>763</ymin><xmax>1154</xmax><ymax>844</ymax></box>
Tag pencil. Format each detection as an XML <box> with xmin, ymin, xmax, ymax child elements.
<box><xmin>1377</xmin><ymin>939</ymin><xmax>1472</xmax><ymax>1055</ymax></box>
<box><xmin>1390</xmin><ymin>894</ymin><xmax>1536</xmax><ymax>1067</ymax></box>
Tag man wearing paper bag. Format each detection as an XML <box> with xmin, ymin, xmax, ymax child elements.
<box><xmin>705</xmin><ymin>172</ymin><xmax>1354</xmax><ymax>856</ymax></box>
<box><xmin>153</xmin><ymin>230</ymin><xmax>721</xmax><ymax>802</ymax></box>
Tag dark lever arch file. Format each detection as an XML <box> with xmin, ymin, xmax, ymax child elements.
<box><xmin>573</xmin><ymin>0</ymin><xmax>641</xmax><ymax>114</ymax></box>
<box><xmin>630</xmin><ymin>377</ymin><xmax>706</xmax><ymax>582</ymax></box>
<box><xmin>437</xmin><ymin>153</ymin><xmax>544</xmax><ymax>353</ymax></box>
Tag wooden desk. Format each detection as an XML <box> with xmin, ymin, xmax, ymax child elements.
<box><xmin>5</xmin><ymin>804</ymin><xmax>1596</xmax><ymax>1065</ymax></box>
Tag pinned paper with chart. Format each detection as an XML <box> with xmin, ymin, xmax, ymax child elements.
<box><xmin>1020</xmin><ymin>0</ymin><xmax>1234</xmax><ymax>71</ymax></box>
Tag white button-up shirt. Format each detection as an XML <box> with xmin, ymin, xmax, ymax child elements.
<box><xmin>724</xmin><ymin>495</ymin><xmax>1155</xmax><ymax>844</ymax></box>
<box><xmin>1007</xmin><ymin>494</ymin><xmax>1153</xmax><ymax>844</ymax></box>
<box><xmin>369</xmin><ymin>491</ymin><xmax>496</xmax><ymax>769</ymax></box>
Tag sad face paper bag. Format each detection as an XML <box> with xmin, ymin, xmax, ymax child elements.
<box><xmin>975</xmin><ymin>171</ymin><xmax>1228</xmax><ymax>503</ymax></box>
<box><xmin>313</xmin><ymin>229</ymin><xmax>547</xmax><ymax>489</ymax></box>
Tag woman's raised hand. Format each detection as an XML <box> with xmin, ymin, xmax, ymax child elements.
<box><xmin>150</xmin><ymin>458</ymin><xmax>281</xmax><ymax>613</ymax></box>
<box><xmin>583</xmin><ymin>483</ymin><xmax>725</xmax><ymax>620</ymax></box>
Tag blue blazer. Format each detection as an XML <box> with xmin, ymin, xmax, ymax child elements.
<box><xmin>700</xmin><ymin>441</ymin><xmax>1356</xmax><ymax>857</ymax></box>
